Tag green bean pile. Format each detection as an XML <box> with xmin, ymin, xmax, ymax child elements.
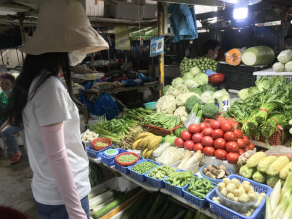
<box><xmin>95</xmin><ymin>142</ymin><xmax>108</xmax><ymax>146</ymax></box>
<box><xmin>117</xmin><ymin>154</ymin><xmax>137</xmax><ymax>163</ymax></box>
<box><xmin>131</xmin><ymin>161</ymin><xmax>158</xmax><ymax>174</ymax></box>
<box><xmin>143</xmin><ymin>113</ymin><xmax>181</xmax><ymax>129</ymax></box>
<box><xmin>147</xmin><ymin>165</ymin><xmax>176</xmax><ymax>180</ymax></box>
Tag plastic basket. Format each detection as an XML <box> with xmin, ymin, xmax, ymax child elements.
<box><xmin>200</xmin><ymin>164</ymin><xmax>233</xmax><ymax>184</ymax></box>
<box><xmin>144</xmin><ymin>101</ymin><xmax>157</xmax><ymax>109</ymax></box>
<box><xmin>145</xmin><ymin>124</ymin><xmax>183</xmax><ymax>137</ymax></box>
<box><xmin>163</xmin><ymin>170</ymin><xmax>190</xmax><ymax>197</ymax></box>
<box><xmin>100</xmin><ymin>148</ymin><xmax>127</xmax><ymax>166</ymax></box>
<box><xmin>183</xmin><ymin>179</ymin><xmax>217</xmax><ymax>208</ymax></box>
<box><xmin>250</xmin><ymin>130</ymin><xmax>289</xmax><ymax>146</ymax></box>
<box><xmin>86</xmin><ymin>145</ymin><xmax>113</xmax><ymax>158</ymax></box>
<box><xmin>144</xmin><ymin>165</ymin><xmax>166</xmax><ymax>188</ymax></box>
<box><xmin>114</xmin><ymin>155</ymin><xmax>144</xmax><ymax>175</ymax></box>
<box><xmin>128</xmin><ymin>159</ymin><xmax>160</xmax><ymax>182</ymax></box>
<box><xmin>206</xmin><ymin>174</ymin><xmax>273</xmax><ymax>219</ymax></box>
<box><xmin>217</xmin><ymin>63</ymin><xmax>264</xmax><ymax>90</ymax></box>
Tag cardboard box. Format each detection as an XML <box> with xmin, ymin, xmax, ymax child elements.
<box><xmin>78</xmin><ymin>0</ymin><xmax>104</xmax><ymax>17</ymax></box>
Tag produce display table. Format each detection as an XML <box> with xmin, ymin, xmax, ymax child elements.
<box><xmin>253</xmin><ymin>68</ymin><xmax>292</xmax><ymax>81</ymax></box>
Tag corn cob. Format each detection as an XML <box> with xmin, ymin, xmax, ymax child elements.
<box><xmin>257</xmin><ymin>156</ymin><xmax>277</xmax><ymax>172</ymax></box>
<box><xmin>279</xmin><ymin>161</ymin><xmax>292</xmax><ymax>179</ymax></box>
<box><xmin>247</xmin><ymin>152</ymin><xmax>267</xmax><ymax>168</ymax></box>
<box><xmin>267</xmin><ymin>156</ymin><xmax>290</xmax><ymax>176</ymax></box>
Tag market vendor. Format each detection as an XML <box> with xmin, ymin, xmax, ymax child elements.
<box><xmin>0</xmin><ymin>73</ymin><xmax>24</xmax><ymax>165</ymax></box>
<box><xmin>201</xmin><ymin>39</ymin><xmax>221</xmax><ymax>60</ymax></box>
<box><xmin>8</xmin><ymin>0</ymin><xmax>108</xmax><ymax>219</ymax></box>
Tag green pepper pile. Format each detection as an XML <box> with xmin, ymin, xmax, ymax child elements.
<box><xmin>186</xmin><ymin>177</ymin><xmax>215</xmax><ymax>199</ymax></box>
<box><xmin>166</xmin><ymin>171</ymin><xmax>193</xmax><ymax>187</ymax></box>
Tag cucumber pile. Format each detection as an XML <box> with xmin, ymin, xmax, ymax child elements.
<box><xmin>180</xmin><ymin>57</ymin><xmax>218</xmax><ymax>74</ymax></box>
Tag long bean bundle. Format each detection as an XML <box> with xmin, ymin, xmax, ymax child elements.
<box><xmin>143</xmin><ymin>113</ymin><xmax>181</xmax><ymax>129</ymax></box>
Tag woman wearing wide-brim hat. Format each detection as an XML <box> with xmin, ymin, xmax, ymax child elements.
<box><xmin>8</xmin><ymin>0</ymin><xmax>109</xmax><ymax>219</ymax></box>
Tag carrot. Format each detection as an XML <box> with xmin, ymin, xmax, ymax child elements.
<box><xmin>225</xmin><ymin>49</ymin><xmax>242</xmax><ymax>66</ymax></box>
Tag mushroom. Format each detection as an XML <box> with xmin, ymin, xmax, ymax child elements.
<box><xmin>202</xmin><ymin>167</ymin><xmax>209</xmax><ymax>175</ymax></box>
<box><xmin>219</xmin><ymin>165</ymin><xmax>230</xmax><ymax>176</ymax></box>
<box><xmin>211</xmin><ymin>168</ymin><xmax>219</xmax><ymax>176</ymax></box>
<box><xmin>206</xmin><ymin>165</ymin><xmax>213</xmax><ymax>170</ymax></box>
<box><xmin>217</xmin><ymin>169</ymin><xmax>225</xmax><ymax>179</ymax></box>
<box><xmin>212</xmin><ymin>165</ymin><xmax>219</xmax><ymax>169</ymax></box>
<box><xmin>206</xmin><ymin>171</ymin><xmax>216</xmax><ymax>179</ymax></box>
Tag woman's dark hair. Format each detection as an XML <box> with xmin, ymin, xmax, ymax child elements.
<box><xmin>0</xmin><ymin>73</ymin><xmax>15</xmax><ymax>84</ymax></box>
<box><xmin>201</xmin><ymin>39</ymin><xmax>220</xmax><ymax>56</ymax></box>
<box><xmin>8</xmin><ymin>52</ymin><xmax>84</xmax><ymax>126</ymax></box>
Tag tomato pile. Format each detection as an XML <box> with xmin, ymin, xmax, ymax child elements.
<box><xmin>174</xmin><ymin>121</ymin><xmax>255</xmax><ymax>164</ymax></box>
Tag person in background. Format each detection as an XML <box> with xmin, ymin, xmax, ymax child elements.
<box><xmin>284</xmin><ymin>35</ymin><xmax>292</xmax><ymax>50</ymax></box>
<box><xmin>0</xmin><ymin>73</ymin><xmax>24</xmax><ymax>165</ymax></box>
<box><xmin>8</xmin><ymin>0</ymin><xmax>108</xmax><ymax>219</ymax></box>
<box><xmin>201</xmin><ymin>39</ymin><xmax>221</xmax><ymax>60</ymax></box>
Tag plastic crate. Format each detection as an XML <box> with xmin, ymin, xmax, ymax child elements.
<box><xmin>86</xmin><ymin>145</ymin><xmax>113</xmax><ymax>158</ymax></box>
<box><xmin>217</xmin><ymin>63</ymin><xmax>264</xmax><ymax>90</ymax></box>
<box><xmin>114</xmin><ymin>155</ymin><xmax>144</xmax><ymax>175</ymax></box>
<box><xmin>145</xmin><ymin>124</ymin><xmax>183</xmax><ymax>137</ymax></box>
<box><xmin>100</xmin><ymin>148</ymin><xmax>127</xmax><ymax>166</ymax></box>
<box><xmin>163</xmin><ymin>170</ymin><xmax>190</xmax><ymax>197</ymax></box>
<box><xmin>200</xmin><ymin>164</ymin><xmax>233</xmax><ymax>184</ymax></box>
<box><xmin>183</xmin><ymin>179</ymin><xmax>217</xmax><ymax>208</ymax></box>
<box><xmin>128</xmin><ymin>159</ymin><xmax>160</xmax><ymax>182</ymax></box>
<box><xmin>144</xmin><ymin>165</ymin><xmax>166</xmax><ymax>188</ymax></box>
<box><xmin>251</xmin><ymin>130</ymin><xmax>289</xmax><ymax>146</ymax></box>
<box><xmin>206</xmin><ymin>174</ymin><xmax>273</xmax><ymax>219</ymax></box>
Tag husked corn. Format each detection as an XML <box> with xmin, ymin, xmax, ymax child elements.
<box><xmin>267</xmin><ymin>156</ymin><xmax>290</xmax><ymax>176</ymax></box>
<box><xmin>247</xmin><ymin>152</ymin><xmax>267</xmax><ymax>168</ymax></box>
<box><xmin>279</xmin><ymin>161</ymin><xmax>292</xmax><ymax>179</ymax></box>
<box><xmin>257</xmin><ymin>156</ymin><xmax>277</xmax><ymax>172</ymax></box>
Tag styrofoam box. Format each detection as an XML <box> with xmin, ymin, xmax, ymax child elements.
<box><xmin>201</xmin><ymin>155</ymin><xmax>241</xmax><ymax>173</ymax></box>
<box><xmin>78</xmin><ymin>0</ymin><xmax>104</xmax><ymax>17</ymax></box>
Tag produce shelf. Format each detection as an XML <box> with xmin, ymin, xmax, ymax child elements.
<box><xmin>253</xmin><ymin>68</ymin><xmax>292</xmax><ymax>82</ymax></box>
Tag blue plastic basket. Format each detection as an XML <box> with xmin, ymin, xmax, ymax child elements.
<box><xmin>114</xmin><ymin>154</ymin><xmax>144</xmax><ymax>175</ymax></box>
<box><xmin>144</xmin><ymin>101</ymin><xmax>157</xmax><ymax>109</ymax></box>
<box><xmin>200</xmin><ymin>164</ymin><xmax>233</xmax><ymax>184</ymax></box>
<box><xmin>206</xmin><ymin>174</ymin><xmax>273</xmax><ymax>219</ymax></box>
<box><xmin>86</xmin><ymin>145</ymin><xmax>113</xmax><ymax>158</ymax></box>
<box><xmin>183</xmin><ymin>178</ymin><xmax>217</xmax><ymax>208</ymax></box>
<box><xmin>145</xmin><ymin>165</ymin><xmax>167</xmax><ymax>189</ymax></box>
<box><xmin>100</xmin><ymin>148</ymin><xmax>127</xmax><ymax>166</ymax></box>
<box><xmin>128</xmin><ymin>159</ymin><xmax>160</xmax><ymax>182</ymax></box>
<box><xmin>163</xmin><ymin>170</ymin><xmax>191</xmax><ymax>197</ymax></box>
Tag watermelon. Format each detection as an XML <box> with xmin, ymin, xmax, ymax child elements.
<box><xmin>89</xmin><ymin>162</ymin><xmax>104</xmax><ymax>187</ymax></box>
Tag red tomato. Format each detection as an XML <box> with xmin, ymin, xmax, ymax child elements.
<box><xmin>188</xmin><ymin>124</ymin><xmax>200</xmax><ymax>134</ymax></box>
<box><xmin>203</xmin><ymin>147</ymin><xmax>215</xmax><ymax>156</ymax></box>
<box><xmin>224</xmin><ymin>132</ymin><xmax>237</xmax><ymax>142</ymax></box>
<box><xmin>215</xmin><ymin>149</ymin><xmax>227</xmax><ymax>160</ymax></box>
<box><xmin>203</xmin><ymin>128</ymin><xmax>213</xmax><ymax>137</ymax></box>
<box><xmin>234</xmin><ymin>129</ymin><xmax>243</xmax><ymax>138</ymax></box>
<box><xmin>212</xmin><ymin>129</ymin><xmax>224</xmax><ymax>139</ymax></box>
<box><xmin>184</xmin><ymin>140</ymin><xmax>195</xmax><ymax>150</ymax></box>
<box><xmin>181</xmin><ymin>131</ymin><xmax>192</xmax><ymax>141</ymax></box>
<box><xmin>192</xmin><ymin>133</ymin><xmax>203</xmax><ymax>143</ymax></box>
<box><xmin>199</xmin><ymin>123</ymin><xmax>208</xmax><ymax>132</ymax></box>
<box><xmin>243</xmin><ymin>136</ymin><xmax>250</xmax><ymax>145</ymax></box>
<box><xmin>174</xmin><ymin>138</ymin><xmax>184</xmax><ymax>148</ymax></box>
<box><xmin>211</xmin><ymin>121</ymin><xmax>222</xmax><ymax>130</ymax></box>
<box><xmin>226</xmin><ymin>141</ymin><xmax>239</xmax><ymax>153</ymax></box>
<box><xmin>237</xmin><ymin>149</ymin><xmax>245</xmax><ymax>155</ymax></box>
<box><xmin>237</xmin><ymin>139</ymin><xmax>246</xmax><ymax>148</ymax></box>
<box><xmin>227</xmin><ymin>152</ymin><xmax>240</xmax><ymax>164</ymax></box>
<box><xmin>247</xmin><ymin>142</ymin><xmax>255</xmax><ymax>151</ymax></box>
<box><xmin>214</xmin><ymin>138</ymin><xmax>226</xmax><ymax>150</ymax></box>
<box><xmin>193</xmin><ymin>143</ymin><xmax>203</xmax><ymax>152</ymax></box>
<box><xmin>201</xmin><ymin>136</ymin><xmax>214</xmax><ymax>147</ymax></box>
<box><xmin>221</xmin><ymin>122</ymin><xmax>233</xmax><ymax>133</ymax></box>
<box><xmin>242</xmin><ymin>146</ymin><xmax>250</xmax><ymax>152</ymax></box>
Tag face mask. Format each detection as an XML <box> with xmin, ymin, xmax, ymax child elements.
<box><xmin>4</xmin><ymin>89</ymin><xmax>12</xmax><ymax>94</ymax></box>
<box><xmin>68</xmin><ymin>48</ymin><xmax>87</xmax><ymax>66</ymax></box>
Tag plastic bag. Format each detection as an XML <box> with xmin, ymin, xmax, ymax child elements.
<box><xmin>79</xmin><ymin>91</ymin><xmax>94</xmax><ymax>115</ymax></box>
<box><xmin>93</xmin><ymin>93</ymin><xmax>119</xmax><ymax>120</ymax></box>
<box><xmin>184</xmin><ymin>105</ymin><xmax>201</xmax><ymax>128</ymax></box>
<box><xmin>265</xmin><ymin>145</ymin><xmax>292</xmax><ymax>160</ymax></box>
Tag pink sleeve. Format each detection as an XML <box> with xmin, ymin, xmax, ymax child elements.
<box><xmin>40</xmin><ymin>123</ymin><xmax>87</xmax><ymax>219</ymax></box>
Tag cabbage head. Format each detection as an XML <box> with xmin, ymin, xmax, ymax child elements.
<box><xmin>194</xmin><ymin>73</ymin><xmax>208</xmax><ymax>86</ymax></box>
<box><xmin>182</xmin><ymin>72</ymin><xmax>194</xmax><ymax>80</ymax></box>
<box><xmin>171</xmin><ymin>77</ymin><xmax>184</xmax><ymax>87</ymax></box>
<box><xmin>189</xmin><ymin>87</ymin><xmax>202</xmax><ymax>96</ymax></box>
<box><xmin>201</xmin><ymin>84</ymin><xmax>216</xmax><ymax>92</ymax></box>
<box><xmin>277</xmin><ymin>50</ymin><xmax>292</xmax><ymax>64</ymax></box>
<box><xmin>285</xmin><ymin>61</ymin><xmax>292</xmax><ymax>72</ymax></box>
<box><xmin>273</xmin><ymin>62</ymin><xmax>285</xmax><ymax>72</ymax></box>
<box><xmin>184</xmin><ymin>79</ymin><xmax>199</xmax><ymax>90</ymax></box>
<box><xmin>238</xmin><ymin>88</ymin><xmax>249</xmax><ymax>101</ymax></box>
<box><xmin>190</xmin><ymin>66</ymin><xmax>201</xmax><ymax>75</ymax></box>
<box><xmin>255</xmin><ymin>76</ymin><xmax>270</xmax><ymax>91</ymax></box>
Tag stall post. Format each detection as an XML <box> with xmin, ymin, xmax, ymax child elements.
<box><xmin>157</xmin><ymin>2</ymin><xmax>164</xmax><ymax>97</ymax></box>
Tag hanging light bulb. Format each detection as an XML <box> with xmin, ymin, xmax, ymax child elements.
<box><xmin>233</xmin><ymin>0</ymin><xmax>248</xmax><ymax>20</ymax></box>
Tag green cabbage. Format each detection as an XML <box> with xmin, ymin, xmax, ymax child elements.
<box><xmin>238</xmin><ymin>88</ymin><xmax>249</xmax><ymax>101</ymax></box>
<box><xmin>285</xmin><ymin>61</ymin><xmax>292</xmax><ymax>72</ymax></box>
<box><xmin>194</xmin><ymin>73</ymin><xmax>208</xmax><ymax>86</ymax></box>
<box><xmin>171</xmin><ymin>77</ymin><xmax>184</xmax><ymax>87</ymax></box>
<box><xmin>189</xmin><ymin>87</ymin><xmax>202</xmax><ymax>95</ymax></box>
<box><xmin>277</xmin><ymin>49</ymin><xmax>292</xmax><ymax>64</ymax></box>
<box><xmin>273</xmin><ymin>62</ymin><xmax>285</xmax><ymax>72</ymax></box>
<box><xmin>182</xmin><ymin>72</ymin><xmax>194</xmax><ymax>80</ymax></box>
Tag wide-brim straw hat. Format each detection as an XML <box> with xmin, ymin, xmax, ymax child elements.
<box><xmin>20</xmin><ymin>0</ymin><xmax>109</xmax><ymax>55</ymax></box>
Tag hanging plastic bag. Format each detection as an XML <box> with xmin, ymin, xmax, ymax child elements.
<box><xmin>184</xmin><ymin>104</ymin><xmax>202</xmax><ymax>128</ymax></box>
<box><xmin>79</xmin><ymin>91</ymin><xmax>94</xmax><ymax>115</ymax></box>
<box><xmin>93</xmin><ymin>93</ymin><xmax>119</xmax><ymax>120</ymax></box>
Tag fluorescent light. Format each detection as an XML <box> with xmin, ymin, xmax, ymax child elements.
<box><xmin>233</xmin><ymin>0</ymin><xmax>248</xmax><ymax>20</ymax></box>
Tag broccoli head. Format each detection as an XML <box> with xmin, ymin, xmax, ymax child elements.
<box><xmin>202</xmin><ymin>103</ymin><xmax>219</xmax><ymax>119</ymax></box>
<box><xmin>201</xmin><ymin>84</ymin><xmax>216</xmax><ymax>93</ymax></box>
<box><xmin>185</xmin><ymin>95</ymin><xmax>201</xmax><ymax>114</ymax></box>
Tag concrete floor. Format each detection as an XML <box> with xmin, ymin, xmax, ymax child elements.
<box><xmin>0</xmin><ymin>146</ymin><xmax>40</xmax><ymax>219</ymax></box>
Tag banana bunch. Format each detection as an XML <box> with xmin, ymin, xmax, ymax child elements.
<box><xmin>132</xmin><ymin>132</ymin><xmax>162</xmax><ymax>159</ymax></box>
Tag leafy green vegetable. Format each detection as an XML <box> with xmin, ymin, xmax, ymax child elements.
<box><xmin>201</xmin><ymin>103</ymin><xmax>219</xmax><ymax>119</ymax></box>
<box><xmin>255</xmin><ymin>76</ymin><xmax>270</xmax><ymax>91</ymax></box>
<box><xmin>238</xmin><ymin>88</ymin><xmax>249</xmax><ymax>101</ymax></box>
<box><xmin>201</xmin><ymin>84</ymin><xmax>216</xmax><ymax>92</ymax></box>
<box><xmin>185</xmin><ymin>95</ymin><xmax>201</xmax><ymax>113</ymax></box>
<box><xmin>189</xmin><ymin>87</ymin><xmax>203</xmax><ymax>95</ymax></box>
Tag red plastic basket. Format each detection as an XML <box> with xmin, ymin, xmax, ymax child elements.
<box><xmin>145</xmin><ymin>124</ymin><xmax>183</xmax><ymax>137</ymax></box>
<box><xmin>251</xmin><ymin>131</ymin><xmax>289</xmax><ymax>146</ymax></box>
<box><xmin>115</xmin><ymin>152</ymin><xmax>139</xmax><ymax>167</ymax></box>
<box><xmin>92</xmin><ymin>138</ymin><xmax>112</xmax><ymax>151</ymax></box>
